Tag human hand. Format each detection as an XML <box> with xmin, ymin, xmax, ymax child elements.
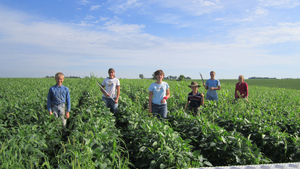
<box><xmin>161</xmin><ymin>98</ymin><xmax>166</xmax><ymax>103</ymax></box>
<box><xmin>200</xmin><ymin>93</ymin><xmax>204</xmax><ymax>97</ymax></box>
<box><xmin>210</xmin><ymin>87</ymin><xmax>214</xmax><ymax>90</ymax></box>
<box><xmin>66</xmin><ymin>112</ymin><xmax>70</xmax><ymax>119</ymax></box>
<box><xmin>49</xmin><ymin>111</ymin><xmax>52</xmax><ymax>116</ymax></box>
<box><xmin>115</xmin><ymin>98</ymin><xmax>119</xmax><ymax>104</ymax></box>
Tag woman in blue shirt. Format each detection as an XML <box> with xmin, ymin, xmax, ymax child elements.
<box><xmin>203</xmin><ymin>71</ymin><xmax>221</xmax><ymax>101</ymax></box>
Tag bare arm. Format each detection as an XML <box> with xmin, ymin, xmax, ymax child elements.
<box><xmin>203</xmin><ymin>83</ymin><xmax>209</xmax><ymax>90</ymax></box>
<box><xmin>161</xmin><ymin>88</ymin><xmax>170</xmax><ymax>103</ymax></box>
<box><xmin>115</xmin><ymin>86</ymin><xmax>120</xmax><ymax>103</ymax></box>
<box><xmin>200</xmin><ymin>93</ymin><xmax>204</xmax><ymax>105</ymax></box>
<box><xmin>185</xmin><ymin>101</ymin><xmax>190</xmax><ymax>109</ymax></box>
<box><xmin>149</xmin><ymin>91</ymin><xmax>153</xmax><ymax>113</ymax></box>
<box><xmin>210</xmin><ymin>86</ymin><xmax>221</xmax><ymax>90</ymax></box>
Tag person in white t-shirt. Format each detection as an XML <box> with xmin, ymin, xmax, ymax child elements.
<box><xmin>100</xmin><ymin>68</ymin><xmax>120</xmax><ymax>114</ymax></box>
<box><xmin>148</xmin><ymin>69</ymin><xmax>170</xmax><ymax>119</ymax></box>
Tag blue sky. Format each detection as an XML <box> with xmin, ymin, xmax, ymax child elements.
<box><xmin>0</xmin><ymin>0</ymin><xmax>300</xmax><ymax>79</ymax></box>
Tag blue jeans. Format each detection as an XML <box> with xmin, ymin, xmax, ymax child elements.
<box><xmin>51</xmin><ymin>103</ymin><xmax>67</xmax><ymax>127</ymax></box>
<box><xmin>102</xmin><ymin>97</ymin><xmax>118</xmax><ymax>114</ymax></box>
<box><xmin>151</xmin><ymin>103</ymin><xmax>167</xmax><ymax>119</ymax></box>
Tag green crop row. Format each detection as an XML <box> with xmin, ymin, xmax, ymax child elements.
<box><xmin>0</xmin><ymin>77</ymin><xmax>300</xmax><ymax>168</ymax></box>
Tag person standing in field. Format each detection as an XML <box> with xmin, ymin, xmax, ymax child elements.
<box><xmin>148</xmin><ymin>70</ymin><xmax>170</xmax><ymax>119</ymax></box>
<box><xmin>100</xmin><ymin>68</ymin><xmax>120</xmax><ymax>114</ymax></box>
<box><xmin>203</xmin><ymin>71</ymin><xmax>221</xmax><ymax>101</ymax></box>
<box><xmin>235</xmin><ymin>75</ymin><xmax>248</xmax><ymax>101</ymax></box>
<box><xmin>185</xmin><ymin>82</ymin><xmax>204</xmax><ymax>116</ymax></box>
<box><xmin>47</xmin><ymin>72</ymin><xmax>71</xmax><ymax>127</ymax></box>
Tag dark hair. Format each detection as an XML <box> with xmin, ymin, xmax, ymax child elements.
<box><xmin>154</xmin><ymin>70</ymin><xmax>165</xmax><ymax>77</ymax></box>
<box><xmin>108</xmin><ymin>68</ymin><xmax>115</xmax><ymax>78</ymax></box>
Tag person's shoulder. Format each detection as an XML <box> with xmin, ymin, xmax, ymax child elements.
<box><xmin>61</xmin><ymin>85</ymin><xmax>69</xmax><ymax>90</ymax></box>
<box><xmin>150</xmin><ymin>82</ymin><xmax>157</xmax><ymax>86</ymax></box>
<box><xmin>50</xmin><ymin>84</ymin><xmax>58</xmax><ymax>89</ymax></box>
<box><xmin>48</xmin><ymin>85</ymin><xmax>55</xmax><ymax>91</ymax></box>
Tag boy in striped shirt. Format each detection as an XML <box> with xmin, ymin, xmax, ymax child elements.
<box><xmin>185</xmin><ymin>82</ymin><xmax>204</xmax><ymax>116</ymax></box>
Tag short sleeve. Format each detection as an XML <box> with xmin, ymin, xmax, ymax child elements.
<box><xmin>148</xmin><ymin>83</ymin><xmax>153</xmax><ymax>92</ymax></box>
<box><xmin>165</xmin><ymin>82</ymin><xmax>169</xmax><ymax>89</ymax></box>
<box><xmin>116</xmin><ymin>79</ymin><xmax>120</xmax><ymax>86</ymax></box>
<box><xmin>101</xmin><ymin>78</ymin><xmax>106</xmax><ymax>86</ymax></box>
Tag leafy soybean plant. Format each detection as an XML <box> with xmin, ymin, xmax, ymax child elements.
<box><xmin>0</xmin><ymin>78</ymin><xmax>300</xmax><ymax>168</ymax></box>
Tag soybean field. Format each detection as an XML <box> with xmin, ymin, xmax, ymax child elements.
<box><xmin>0</xmin><ymin>77</ymin><xmax>300</xmax><ymax>168</ymax></box>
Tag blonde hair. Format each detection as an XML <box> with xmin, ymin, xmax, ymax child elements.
<box><xmin>210</xmin><ymin>71</ymin><xmax>216</xmax><ymax>74</ymax></box>
<box><xmin>239</xmin><ymin>75</ymin><xmax>244</xmax><ymax>81</ymax></box>
<box><xmin>108</xmin><ymin>68</ymin><xmax>116</xmax><ymax>78</ymax></box>
<box><xmin>55</xmin><ymin>72</ymin><xmax>64</xmax><ymax>80</ymax></box>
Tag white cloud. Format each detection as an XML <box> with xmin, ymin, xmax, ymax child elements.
<box><xmin>255</xmin><ymin>7</ymin><xmax>269</xmax><ymax>15</ymax></box>
<box><xmin>233</xmin><ymin>22</ymin><xmax>300</xmax><ymax>45</ymax></box>
<box><xmin>0</xmin><ymin>5</ymin><xmax>299</xmax><ymax>78</ymax></box>
<box><xmin>90</xmin><ymin>5</ymin><xmax>101</xmax><ymax>10</ymax></box>
<box><xmin>77</xmin><ymin>0</ymin><xmax>90</xmax><ymax>5</ymax></box>
<box><xmin>102</xmin><ymin>22</ymin><xmax>145</xmax><ymax>34</ymax></box>
<box><xmin>109</xmin><ymin>0</ymin><xmax>143</xmax><ymax>13</ymax></box>
<box><xmin>84</xmin><ymin>15</ymin><xmax>95</xmax><ymax>20</ymax></box>
<box><xmin>154</xmin><ymin>0</ymin><xmax>222</xmax><ymax>16</ymax></box>
<box><xmin>258</xmin><ymin>0</ymin><xmax>300</xmax><ymax>8</ymax></box>
<box><xmin>214</xmin><ymin>18</ymin><xmax>224</xmax><ymax>21</ymax></box>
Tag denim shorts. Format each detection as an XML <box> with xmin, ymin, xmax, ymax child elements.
<box><xmin>206</xmin><ymin>94</ymin><xmax>218</xmax><ymax>101</ymax></box>
<box><xmin>151</xmin><ymin>103</ymin><xmax>167</xmax><ymax>119</ymax></box>
<box><xmin>102</xmin><ymin>97</ymin><xmax>118</xmax><ymax>114</ymax></box>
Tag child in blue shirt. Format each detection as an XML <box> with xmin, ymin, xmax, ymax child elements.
<box><xmin>148</xmin><ymin>70</ymin><xmax>170</xmax><ymax>119</ymax></box>
<box><xmin>47</xmin><ymin>72</ymin><xmax>71</xmax><ymax>127</ymax></box>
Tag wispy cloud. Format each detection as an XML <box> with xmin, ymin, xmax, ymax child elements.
<box><xmin>232</xmin><ymin>22</ymin><xmax>300</xmax><ymax>45</ymax></box>
<box><xmin>255</xmin><ymin>6</ymin><xmax>269</xmax><ymax>15</ymax></box>
<box><xmin>153</xmin><ymin>0</ymin><xmax>222</xmax><ymax>16</ymax></box>
<box><xmin>258</xmin><ymin>0</ymin><xmax>300</xmax><ymax>8</ymax></box>
<box><xmin>77</xmin><ymin>0</ymin><xmax>90</xmax><ymax>5</ymax></box>
<box><xmin>109</xmin><ymin>0</ymin><xmax>143</xmax><ymax>13</ymax></box>
<box><xmin>102</xmin><ymin>19</ymin><xmax>145</xmax><ymax>34</ymax></box>
<box><xmin>1</xmin><ymin>2</ymin><xmax>300</xmax><ymax>78</ymax></box>
<box><xmin>90</xmin><ymin>5</ymin><xmax>101</xmax><ymax>10</ymax></box>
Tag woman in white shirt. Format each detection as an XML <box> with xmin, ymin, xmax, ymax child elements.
<box><xmin>101</xmin><ymin>68</ymin><xmax>120</xmax><ymax>114</ymax></box>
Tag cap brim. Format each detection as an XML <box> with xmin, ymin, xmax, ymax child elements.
<box><xmin>188</xmin><ymin>85</ymin><xmax>201</xmax><ymax>87</ymax></box>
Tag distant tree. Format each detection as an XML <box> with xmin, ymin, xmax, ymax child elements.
<box><xmin>185</xmin><ymin>77</ymin><xmax>191</xmax><ymax>79</ymax></box>
<box><xmin>152</xmin><ymin>73</ymin><xmax>156</xmax><ymax>80</ymax></box>
<box><xmin>178</xmin><ymin>75</ymin><xmax>185</xmax><ymax>81</ymax></box>
<box><xmin>139</xmin><ymin>74</ymin><xmax>144</xmax><ymax>79</ymax></box>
